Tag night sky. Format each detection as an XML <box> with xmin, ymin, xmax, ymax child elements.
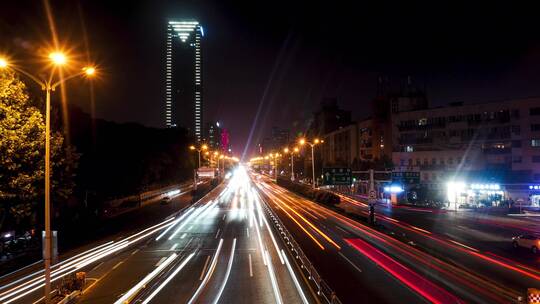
<box><xmin>2</xmin><ymin>1</ymin><xmax>540</xmax><ymax>156</ymax></box>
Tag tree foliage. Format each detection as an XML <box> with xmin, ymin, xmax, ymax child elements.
<box><xmin>0</xmin><ymin>70</ymin><xmax>78</xmax><ymax>230</ymax></box>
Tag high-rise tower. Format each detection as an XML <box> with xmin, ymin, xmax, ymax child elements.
<box><xmin>166</xmin><ymin>20</ymin><xmax>204</xmax><ymax>141</ymax></box>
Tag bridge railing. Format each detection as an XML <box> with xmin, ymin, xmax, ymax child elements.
<box><xmin>257</xmin><ymin>188</ymin><xmax>342</xmax><ymax>304</ymax></box>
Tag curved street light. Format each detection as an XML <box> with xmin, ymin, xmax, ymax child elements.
<box><xmin>189</xmin><ymin>144</ymin><xmax>208</xmax><ymax>169</ymax></box>
<box><xmin>283</xmin><ymin>146</ymin><xmax>299</xmax><ymax>181</ymax></box>
<box><xmin>298</xmin><ymin>138</ymin><xmax>324</xmax><ymax>188</ymax></box>
<box><xmin>0</xmin><ymin>52</ymin><xmax>96</xmax><ymax>303</ymax></box>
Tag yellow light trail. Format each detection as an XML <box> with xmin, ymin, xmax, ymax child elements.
<box><xmin>262</xmin><ymin>187</ymin><xmax>341</xmax><ymax>250</ymax></box>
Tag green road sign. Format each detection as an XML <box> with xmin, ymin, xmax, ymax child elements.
<box><xmin>323</xmin><ymin>168</ymin><xmax>352</xmax><ymax>185</ymax></box>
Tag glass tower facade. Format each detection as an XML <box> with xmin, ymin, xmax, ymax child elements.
<box><xmin>166</xmin><ymin>20</ymin><xmax>204</xmax><ymax>141</ymax></box>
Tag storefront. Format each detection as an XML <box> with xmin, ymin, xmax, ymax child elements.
<box><xmin>528</xmin><ymin>185</ymin><xmax>540</xmax><ymax>207</ymax></box>
<box><xmin>446</xmin><ymin>182</ymin><xmax>506</xmax><ymax>208</ymax></box>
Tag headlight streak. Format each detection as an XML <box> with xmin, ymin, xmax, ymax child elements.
<box><xmin>155</xmin><ymin>207</ymin><xmax>195</xmax><ymax>241</ymax></box>
<box><xmin>0</xmin><ymin>218</ymin><xmax>175</xmax><ymax>304</ymax></box>
<box><xmin>262</xmin><ymin>186</ymin><xmax>340</xmax><ymax>250</ymax></box>
<box><xmin>268</xmin><ymin>198</ymin><xmax>325</xmax><ymax>250</ymax></box>
<box><xmin>265</xmin><ymin>250</ymin><xmax>283</xmax><ymax>304</ymax></box>
<box><xmin>168</xmin><ymin>199</ymin><xmax>219</xmax><ymax>240</ymax></box>
<box><xmin>281</xmin><ymin>249</ymin><xmax>309</xmax><ymax>304</ymax></box>
<box><xmin>188</xmin><ymin>239</ymin><xmax>224</xmax><ymax>304</ymax></box>
<box><xmin>114</xmin><ymin>253</ymin><xmax>178</xmax><ymax>304</ymax></box>
<box><xmin>212</xmin><ymin>238</ymin><xmax>237</xmax><ymax>304</ymax></box>
<box><xmin>140</xmin><ymin>252</ymin><xmax>196</xmax><ymax>304</ymax></box>
<box><xmin>0</xmin><ymin>241</ymin><xmax>113</xmax><ymax>293</ymax></box>
<box><xmin>261</xmin><ymin>207</ymin><xmax>284</xmax><ymax>264</ymax></box>
<box><xmin>252</xmin><ymin>209</ymin><xmax>268</xmax><ymax>266</ymax></box>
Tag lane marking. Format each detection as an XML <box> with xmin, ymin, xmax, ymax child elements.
<box><xmin>31</xmin><ymin>289</ymin><xmax>57</xmax><ymax>304</ymax></box>
<box><xmin>222</xmin><ymin>214</ymin><xmax>226</xmax><ymax>221</ymax></box>
<box><xmin>181</xmin><ymin>233</ymin><xmax>187</xmax><ymax>239</ymax></box>
<box><xmin>112</xmin><ymin>261</ymin><xmax>124</xmax><ymax>270</ymax></box>
<box><xmin>155</xmin><ymin>257</ymin><xmax>167</xmax><ymax>267</ymax></box>
<box><xmin>246</xmin><ymin>227</ymin><xmax>250</xmax><ymax>238</ymax></box>
<box><xmin>169</xmin><ymin>243</ymin><xmax>179</xmax><ymax>251</ymax></box>
<box><xmin>215</xmin><ymin>228</ymin><xmax>221</xmax><ymax>239</ymax></box>
<box><xmin>91</xmin><ymin>262</ymin><xmax>104</xmax><ymax>271</ymax></box>
<box><xmin>131</xmin><ymin>249</ymin><xmax>139</xmax><ymax>255</ymax></box>
<box><xmin>338</xmin><ymin>252</ymin><xmax>362</xmax><ymax>273</ymax></box>
<box><xmin>190</xmin><ymin>239</ymin><xmax>224</xmax><ymax>304</ymax></box>
<box><xmin>248</xmin><ymin>253</ymin><xmax>253</xmax><ymax>277</ymax></box>
<box><xmin>199</xmin><ymin>255</ymin><xmax>211</xmax><ymax>281</ymax></box>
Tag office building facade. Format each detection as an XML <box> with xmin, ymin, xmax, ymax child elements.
<box><xmin>165</xmin><ymin>20</ymin><xmax>204</xmax><ymax>141</ymax></box>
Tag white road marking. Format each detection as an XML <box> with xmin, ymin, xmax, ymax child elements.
<box><xmin>248</xmin><ymin>253</ymin><xmax>253</xmax><ymax>277</ymax></box>
<box><xmin>131</xmin><ymin>249</ymin><xmax>140</xmax><ymax>255</ymax></box>
<box><xmin>338</xmin><ymin>252</ymin><xmax>362</xmax><ymax>273</ymax></box>
<box><xmin>246</xmin><ymin>227</ymin><xmax>250</xmax><ymax>238</ymax></box>
<box><xmin>181</xmin><ymin>233</ymin><xmax>187</xmax><ymax>239</ymax></box>
<box><xmin>91</xmin><ymin>262</ymin><xmax>104</xmax><ymax>271</ymax></box>
<box><xmin>199</xmin><ymin>255</ymin><xmax>211</xmax><ymax>281</ymax></box>
<box><xmin>112</xmin><ymin>261</ymin><xmax>124</xmax><ymax>270</ymax></box>
<box><xmin>169</xmin><ymin>243</ymin><xmax>179</xmax><ymax>251</ymax></box>
<box><xmin>222</xmin><ymin>214</ymin><xmax>226</xmax><ymax>220</ymax></box>
<box><xmin>215</xmin><ymin>228</ymin><xmax>221</xmax><ymax>239</ymax></box>
<box><xmin>155</xmin><ymin>257</ymin><xmax>167</xmax><ymax>267</ymax></box>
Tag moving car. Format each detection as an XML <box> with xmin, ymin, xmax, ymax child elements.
<box><xmin>160</xmin><ymin>196</ymin><xmax>171</xmax><ymax>205</ymax></box>
<box><xmin>512</xmin><ymin>234</ymin><xmax>540</xmax><ymax>253</ymax></box>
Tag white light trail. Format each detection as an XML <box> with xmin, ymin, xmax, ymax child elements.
<box><xmin>212</xmin><ymin>239</ymin><xmax>237</xmax><ymax>304</ymax></box>
<box><xmin>114</xmin><ymin>253</ymin><xmax>178</xmax><ymax>304</ymax></box>
<box><xmin>188</xmin><ymin>239</ymin><xmax>224</xmax><ymax>304</ymax></box>
<box><xmin>141</xmin><ymin>252</ymin><xmax>195</xmax><ymax>304</ymax></box>
<box><xmin>1</xmin><ymin>218</ymin><xmax>175</xmax><ymax>304</ymax></box>
<box><xmin>265</xmin><ymin>250</ymin><xmax>283</xmax><ymax>304</ymax></box>
<box><xmin>281</xmin><ymin>249</ymin><xmax>309</xmax><ymax>304</ymax></box>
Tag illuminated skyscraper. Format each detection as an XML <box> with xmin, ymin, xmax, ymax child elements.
<box><xmin>165</xmin><ymin>20</ymin><xmax>204</xmax><ymax>141</ymax></box>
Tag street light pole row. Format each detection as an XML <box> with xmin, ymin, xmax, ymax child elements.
<box><xmin>1</xmin><ymin>52</ymin><xmax>97</xmax><ymax>304</ymax></box>
<box><xmin>251</xmin><ymin>137</ymin><xmax>323</xmax><ymax>188</ymax></box>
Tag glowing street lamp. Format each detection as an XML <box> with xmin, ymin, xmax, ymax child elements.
<box><xmin>1</xmin><ymin>52</ymin><xmax>96</xmax><ymax>303</ymax></box>
<box><xmin>298</xmin><ymin>138</ymin><xmax>324</xmax><ymax>188</ymax></box>
<box><xmin>284</xmin><ymin>146</ymin><xmax>299</xmax><ymax>181</ymax></box>
<box><xmin>267</xmin><ymin>153</ymin><xmax>281</xmax><ymax>180</ymax></box>
<box><xmin>49</xmin><ymin>52</ymin><xmax>66</xmax><ymax>65</ymax></box>
<box><xmin>189</xmin><ymin>144</ymin><xmax>208</xmax><ymax>169</ymax></box>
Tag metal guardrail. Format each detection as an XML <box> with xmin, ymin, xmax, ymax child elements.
<box><xmin>257</xmin><ymin>189</ymin><xmax>342</xmax><ymax>304</ymax></box>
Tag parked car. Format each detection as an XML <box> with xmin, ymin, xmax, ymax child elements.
<box><xmin>512</xmin><ymin>234</ymin><xmax>540</xmax><ymax>253</ymax></box>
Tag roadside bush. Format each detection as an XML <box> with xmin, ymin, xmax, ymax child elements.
<box><xmin>276</xmin><ymin>177</ymin><xmax>340</xmax><ymax>206</ymax></box>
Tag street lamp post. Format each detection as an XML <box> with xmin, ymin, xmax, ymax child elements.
<box><xmin>189</xmin><ymin>144</ymin><xmax>208</xmax><ymax>191</ymax></box>
<box><xmin>1</xmin><ymin>53</ymin><xmax>96</xmax><ymax>303</ymax></box>
<box><xmin>189</xmin><ymin>144</ymin><xmax>208</xmax><ymax>169</ymax></box>
<box><xmin>267</xmin><ymin>153</ymin><xmax>281</xmax><ymax>180</ymax></box>
<box><xmin>299</xmin><ymin>138</ymin><xmax>323</xmax><ymax>188</ymax></box>
<box><xmin>284</xmin><ymin>147</ymin><xmax>299</xmax><ymax>181</ymax></box>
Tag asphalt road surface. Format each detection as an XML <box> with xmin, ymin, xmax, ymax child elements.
<box><xmin>0</xmin><ymin>167</ymin><xmax>316</xmax><ymax>304</ymax></box>
<box><xmin>253</xmin><ymin>173</ymin><xmax>540</xmax><ymax>303</ymax></box>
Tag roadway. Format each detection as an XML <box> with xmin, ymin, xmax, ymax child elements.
<box><xmin>339</xmin><ymin>192</ymin><xmax>540</xmax><ymax>266</ymax></box>
<box><xmin>0</xmin><ymin>168</ymin><xmax>315</xmax><ymax>304</ymax></box>
<box><xmin>253</xmin><ymin>173</ymin><xmax>540</xmax><ymax>303</ymax></box>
